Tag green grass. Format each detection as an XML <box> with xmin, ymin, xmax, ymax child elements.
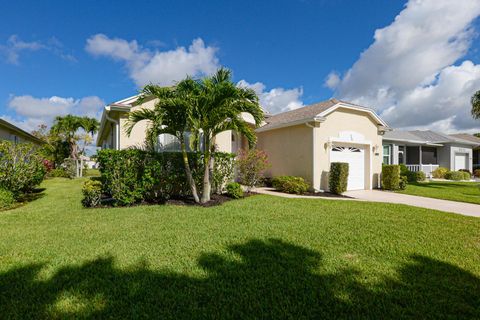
<box><xmin>397</xmin><ymin>180</ymin><xmax>480</xmax><ymax>204</ymax></box>
<box><xmin>0</xmin><ymin>178</ymin><xmax>479</xmax><ymax>319</ymax></box>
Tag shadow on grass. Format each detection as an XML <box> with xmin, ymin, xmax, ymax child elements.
<box><xmin>1</xmin><ymin>239</ymin><xmax>479</xmax><ymax>318</ymax></box>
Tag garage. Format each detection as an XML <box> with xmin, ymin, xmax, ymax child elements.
<box><xmin>454</xmin><ymin>153</ymin><xmax>468</xmax><ymax>171</ymax></box>
<box><xmin>330</xmin><ymin>145</ymin><xmax>365</xmax><ymax>190</ymax></box>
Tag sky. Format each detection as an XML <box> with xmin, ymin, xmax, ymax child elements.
<box><xmin>1</xmin><ymin>0</ymin><xmax>480</xmax><ymax>135</ymax></box>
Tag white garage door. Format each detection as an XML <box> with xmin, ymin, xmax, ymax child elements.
<box><xmin>454</xmin><ymin>153</ymin><xmax>468</xmax><ymax>171</ymax></box>
<box><xmin>330</xmin><ymin>145</ymin><xmax>365</xmax><ymax>190</ymax></box>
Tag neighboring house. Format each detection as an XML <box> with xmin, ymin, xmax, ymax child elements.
<box><xmin>256</xmin><ymin>99</ymin><xmax>390</xmax><ymax>191</ymax></box>
<box><xmin>382</xmin><ymin>130</ymin><xmax>477</xmax><ymax>176</ymax></box>
<box><xmin>96</xmin><ymin>95</ymin><xmax>252</xmax><ymax>153</ymax></box>
<box><xmin>449</xmin><ymin>133</ymin><xmax>480</xmax><ymax>170</ymax></box>
<box><xmin>80</xmin><ymin>155</ymin><xmax>98</xmax><ymax>169</ymax></box>
<box><xmin>0</xmin><ymin>118</ymin><xmax>44</xmax><ymax>146</ymax></box>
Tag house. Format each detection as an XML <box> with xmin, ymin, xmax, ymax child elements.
<box><xmin>0</xmin><ymin>118</ymin><xmax>44</xmax><ymax>146</ymax></box>
<box><xmin>382</xmin><ymin>130</ymin><xmax>478</xmax><ymax>176</ymax></box>
<box><xmin>449</xmin><ymin>133</ymin><xmax>480</xmax><ymax>170</ymax></box>
<box><xmin>96</xmin><ymin>95</ymin><xmax>252</xmax><ymax>153</ymax></box>
<box><xmin>256</xmin><ymin>99</ymin><xmax>390</xmax><ymax>191</ymax></box>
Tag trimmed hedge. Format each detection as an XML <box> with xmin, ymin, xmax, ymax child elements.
<box><xmin>96</xmin><ymin>149</ymin><xmax>235</xmax><ymax>206</ymax></box>
<box><xmin>474</xmin><ymin>169</ymin><xmax>480</xmax><ymax>178</ymax></box>
<box><xmin>81</xmin><ymin>179</ymin><xmax>102</xmax><ymax>207</ymax></box>
<box><xmin>0</xmin><ymin>188</ymin><xmax>15</xmax><ymax>210</ymax></box>
<box><xmin>272</xmin><ymin>176</ymin><xmax>309</xmax><ymax>194</ymax></box>
<box><xmin>399</xmin><ymin>176</ymin><xmax>408</xmax><ymax>190</ymax></box>
<box><xmin>444</xmin><ymin>171</ymin><xmax>466</xmax><ymax>181</ymax></box>
<box><xmin>226</xmin><ymin>182</ymin><xmax>244</xmax><ymax>199</ymax></box>
<box><xmin>406</xmin><ymin>170</ymin><xmax>426</xmax><ymax>182</ymax></box>
<box><xmin>382</xmin><ymin>165</ymin><xmax>400</xmax><ymax>190</ymax></box>
<box><xmin>329</xmin><ymin>162</ymin><xmax>349</xmax><ymax>194</ymax></box>
<box><xmin>432</xmin><ymin>167</ymin><xmax>449</xmax><ymax>179</ymax></box>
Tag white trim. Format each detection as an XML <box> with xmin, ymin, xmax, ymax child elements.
<box><xmin>318</xmin><ymin>102</ymin><xmax>389</xmax><ymax>128</ymax></box>
<box><xmin>382</xmin><ymin>138</ymin><xmax>444</xmax><ymax>146</ymax></box>
<box><xmin>328</xmin><ymin>137</ymin><xmax>373</xmax><ymax>190</ymax></box>
<box><xmin>256</xmin><ymin>117</ymin><xmax>324</xmax><ymax>132</ymax></box>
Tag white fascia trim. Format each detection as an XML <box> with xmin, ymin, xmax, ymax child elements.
<box><xmin>318</xmin><ymin>102</ymin><xmax>390</xmax><ymax>128</ymax></box>
<box><xmin>113</xmin><ymin>94</ymin><xmax>140</xmax><ymax>105</ymax></box>
<box><xmin>256</xmin><ymin>117</ymin><xmax>324</xmax><ymax>132</ymax></box>
<box><xmin>383</xmin><ymin>138</ymin><xmax>444</xmax><ymax>146</ymax></box>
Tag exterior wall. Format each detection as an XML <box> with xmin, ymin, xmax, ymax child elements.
<box><xmin>214</xmin><ymin>130</ymin><xmax>233</xmax><ymax>152</ymax></box>
<box><xmin>0</xmin><ymin>124</ymin><xmax>41</xmax><ymax>145</ymax></box>
<box><xmin>256</xmin><ymin>124</ymin><xmax>313</xmax><ymax>184</ymax></box>
<box><xmin>449</xmin><ymin>144</ymin><xmax>473</xmax><ymax>171</ymax></box>
<box><xmin>314</xmin><ymin>108</ymin><xmax>383</xmax><ymax>190</ymax></box>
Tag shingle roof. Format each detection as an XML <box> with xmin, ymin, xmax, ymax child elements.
<box><xmin>384</xmin><ymin>129</ymin><xmax>478</xmax><ymax>145</ymax></box>
<box><xmin>449</xmin><ymin>133</ymin><xmax>480</xmax><ymax>146</ymax></box>
<box><xmin>259</xmin><ymin>99</ymin><xmax>339</xmax><ymax>131</ymax></box>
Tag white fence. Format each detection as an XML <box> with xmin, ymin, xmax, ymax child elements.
<box><xmin>406</xmin><ymin>164</ymin><xmax>439</xmax><ymax>177</ymax></box>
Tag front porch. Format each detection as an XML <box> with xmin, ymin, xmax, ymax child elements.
<box><xmin>383</xmin><ymin>144</ymin><xmax>441</xmax><ymax>177</ymax></box>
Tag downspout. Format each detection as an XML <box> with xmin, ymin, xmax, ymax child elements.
<box><xmin>105</xmin><ymin>108</ymin><xmax>120</xmax><ymax>150</ymax></box>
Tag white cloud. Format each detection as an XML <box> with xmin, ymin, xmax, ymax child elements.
<box><xmin>85</xmin><ymin>34</ymin><xmax>219</xmax><ymax>87</ymax></box>
<box><xmin>324</xmin><ymin>71</ymin><xmax>340</xmax><ymax>90</ymax></box>
<box><xmin>0</xmin><ymin>35</ymin><xmax>77</xmax><ymax>64</ymax></box>
<box><xmin>238</xmin><ymin>80</ymin><xmax>303</xmax><ymax>114</ymax></box>
<box><xmin>326</xmin><ymin>0</ymin><xmax>480</xmax><ymax>132</ymax></box>
<box><xmin>5</xmin><ymin>95</ymin><xmax>104</xmax><ymax>132</ymax></box>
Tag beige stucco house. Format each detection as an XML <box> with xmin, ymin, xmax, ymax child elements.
<box><xmin>256</xmin><ymin>99</ymin><xmax>390</xmax><ymax>191</ymax></box>
<box><xmin>0</xmin><ymin>118</ymin><xmax>44</xmax><ymax>146</ymax></box>
<box><xmin>97</xmin><ymin>96</ymin><xmax>390</xmax><ymax>191</ymax></box>
<box><xmin>96</xmin><ymin>95</ymin><xmax>250</xmax><ymax>153</ymax></box>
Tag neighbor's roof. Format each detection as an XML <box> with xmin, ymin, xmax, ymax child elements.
<box><xmin>384</xmin><ymin>130</ymin><xmax>478</xmax><ymax>146</ymax></box>
<box><xmin>257</xmin><ymin>98</ymin><xmax>388</xmax><ymax>132</ymax></box>
<box><xmin>0</xmin><ymin>118</ymin><xmax>45</xmax><ymax>144</ymax></box>
<box><xmin>449</xmin><ymin>133</ymin><xmax>480</xmax><ymax>147</ymax></box>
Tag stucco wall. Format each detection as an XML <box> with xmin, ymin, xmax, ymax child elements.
<box><xmin>0</xmin><ymin>125</ymin><xmax>41</xmax><ymax>145</ymax></box>
<box><xmin>256</xmin><ymin>124</ymin><xmax>314</xmax><ymax>183</ymax></box>
<box><xmin>314</xmin><ymin>108</ymin><xmax>383</xmax><ymax>190</ymax></box>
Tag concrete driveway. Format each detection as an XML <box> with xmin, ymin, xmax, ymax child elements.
<box><xmin>343</xmin><ymin>190</ymin><xmax>480</xmax><ymax>218</ymax></box>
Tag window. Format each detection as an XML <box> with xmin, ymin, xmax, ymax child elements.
<box><xmin>398</xmin><ymin>146</ymin><xmax>405</xmax><ymax>164</ymax></box>
<box><xmin>157</xmin><ymin>132</ymin><xmax>204</xmax><ymax>152</ymax></box>
<box><xmin>421</xmin><ymin>146</ymin><xmax>437</xmax><ymax>164</ymax></box>
<box><xmin>382</xmin><ymin>145</ymin><xmax>391</xmax><ymax>164</ymax></box>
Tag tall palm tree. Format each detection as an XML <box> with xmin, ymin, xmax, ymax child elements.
<box><xmin>471</xmin><ymin>90</ymin><xmax>480</xmax><ymax>120</ymax></box>
<box><xmin>195</xmin><ymin>68</ymin><xmax>264</xmax><ymax>203</ymax></box>
<box><xmin>125</xmin><ymin>81</ymin><xmax>201</xmax><ymax>203</ymax></box>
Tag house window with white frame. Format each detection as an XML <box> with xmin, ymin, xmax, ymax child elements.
<box><xmin>382</xmin><ymin>145</ymin><xmax>391</xmax><ymax>164</ymax></box>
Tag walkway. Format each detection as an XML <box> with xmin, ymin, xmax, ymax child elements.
<box><xmin>255</xmin><ymin>188</ymin><xmax>480</xmax><ymax>217</ymax></box>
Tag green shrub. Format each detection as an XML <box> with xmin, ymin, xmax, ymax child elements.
<box><xmin>444</xmin><ymin>171</ymin><xmax>465</xmax><ymax>181</ymax></box>
<box><xmin>236</xmin><ymin>149</ymin><xmax>270</xmax><ymax>191</ymax></box>
<box><xmin>329</xmin><ymin>162</ymin><xmax>349</xmax><ymax>194</ymax></box>
<box><xmin>405</xmin><ymin>170</ymin><xmax>426</xmax><ymax>182</ymax></box>
<box><xmin>47</xmin><ymin>168</ymin><xmax>70</xmax><ymax>178</ymax></box>
<box><xmin>81</xmin><ymin>179</ymin><xmax>103</xmax><ymax>208</ymax></box>
<box><xmin>0</xmin><ymin>188</ymin><xmax>15</xmax><ymax>210</ymax></box>
<box><xmin>97</xmin><ymin>149</ymin><xmax>235</xmax><ymax>206</ymax></box>
<box><xmin>0</xmin><ymin>141</ymin><xmax>46</xmax><ymax>198</ymax></box>
<box><xmin>474</xmin><ymin>169</ymin><xmax>480</xmax><ymax>178</ymax></box>
<box><xmin>432</xmin><ymin>167</ymin><xmax>449</xmax><ymax>179</ymax></box>
<box><xmin>399</xmin><ymin>164</ymin><xmax>409</xmax><ymax>176</ymax></box>
<box><xmin>226</xmin><ymin>182</ymin><xmax>244</xmax><ymax>199</ymax></box>
<box><xmin>272</xmin><ymin>176</ymin><xmax>309</xmax><ymax>194</ymax></box>
<box><xmin>382</xmin><ymin>165</ymin><xmax>400</xmax><ymax>190</ymax></box>
<box><xmin>459</xmin><ymin>169</ymin><xmax>471</xmax><ymax>180</ymax></box>
<box><xmin>399</xmin><ymin>176</ymin><xmax>408</xmax><ymax>190</ymax></box>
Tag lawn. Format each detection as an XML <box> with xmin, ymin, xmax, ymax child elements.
<box><xmin>0</xmin><ymin>178</ymin><xmax>479</xmax><ymax>319</ymax></box>
<box><xmin>397</xmin><ymin>180</ymin><xmax>480</xmax><ymax>204</ymax></box>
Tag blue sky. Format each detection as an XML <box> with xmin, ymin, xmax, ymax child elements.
<box><xmin>1</xmin><ymin>0</ymin><xmax>480</xmax><ymax>134</ymax></box>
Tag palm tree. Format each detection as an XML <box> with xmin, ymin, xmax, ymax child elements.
<box><xmin>471</xmin><ymin>90</ymin><xmax>480</xmax><ymax>120</ymax></box>
<box><xmin>51</xmin><ymin>115</ymin><xmax>99</xmax><ymax>159</ymax></box>
<box><xmin>195</xmin><ymin>68</ymin><xmax>264</xmax><ymax>203</ymax></box>
<box><xmin>125</xmin><ymin>81</ymin><xmax>201</xmax><ymax>203</ymax></box>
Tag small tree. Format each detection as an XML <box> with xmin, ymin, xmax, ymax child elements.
<box><xmin>236</xmin><ymin>149</ymin><xmax>270</xmax><ymax>191</ymax></box>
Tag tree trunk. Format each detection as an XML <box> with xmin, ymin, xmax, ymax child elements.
<box><xmin>200</xmin><ymin>134</ymin><xmax>211</xmax><ymax>203</ymax></box>
<box><xmin>180</xmin><ymin>137</ymin><xmax>200</xmax><ymax>203</ymax></box>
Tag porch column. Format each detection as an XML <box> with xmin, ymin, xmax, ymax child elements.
<box><xmin>419</xmin><ymin>145</ymin><xmax>422</xmax><ymax>166</ymax></box>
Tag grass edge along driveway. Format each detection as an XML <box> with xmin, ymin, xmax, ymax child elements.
<box><xmin>397</xmin><ymin>180</ymin><xmax>480</xmax><ymax>204</ymax></box>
